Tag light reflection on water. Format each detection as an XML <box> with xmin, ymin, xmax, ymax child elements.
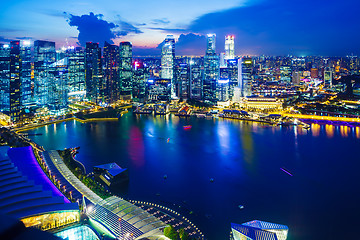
<box><xmin>26</xmin><ymin>115</ymin><xmax>360</xmax><ymax>240</ymax></box>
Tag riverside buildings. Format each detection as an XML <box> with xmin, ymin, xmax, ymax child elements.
<box><xmin>0</xmin><ymin>34</ymin><xmax>359</xmax><ymax>123</ymax></box>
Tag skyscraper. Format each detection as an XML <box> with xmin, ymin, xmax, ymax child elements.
<box><xmin>20</xmin><ymin>40</ymin><xmax>32</xmax><ymax>107</ymax></box>
<box><xmin>34</xmin><ymin>40</ymin><xmax>56</xmax><ymax>106</ymax></box>
<box><xmin>161</xmin><ymin>35</ymin><xmax>175</xmax><ymax>98</ymax></box>
<box><xmin>189</xmin><ymin>58</ymin><xmax>202</xmax><ymax>100</ymax></box>
<box><xmin>176</xmin><ymin>63</ymin><xmax>190</xmax><ymax>100</ymax></box>
<box><xmin>119</xmin><ymin>41</ymin><xmax>133</xmax><ymax>97</ymax></box>
<box><xmin>0</xmin><ymin>44</ymin><xmax>10</xmax><ymax>113</ymax></box>
<box><xmin>165</xmin><ymin>35</ymin><xmax>175</xmax><ymax>59</ymax></box>
<box><xmin>239</xmin><ymin>58</ymin><xmax>253</xmax><ymax>97</ymax></box>
<box><xmin>9</xmin><ymin>41</ymin><xmax>21</xmax><ymax>122</ymax></box>
<box><xmin>48</xmin><ymin>58</ymin><xmax>68</xmax><ymax>111</ymax></box>
<box><xmin>132</xmin><ymin>60</ymin><xmax>148</xmax><ymax>101</ymax></box>
<box><xmin>85</xmin><ymin>42</ymin><xmax>102</xmax><ymax>103</ymax></box>
<box><xmin>225</xmin><ymin>35</ymin><xmax>235</xmax><ymax>60</ymax></box>
<box><xmin>206</xmin><ymin>34</ymin><xmax>216</xmax><ymax>54</ymax></box>
<box><xmin>203</xmin><ymin>34</ymin><xmax>219</xmax><ymax>105</ymax></box>
<box><xmin>67</xmin><ymin>47</ymin><xmax>85</xmax><ymax>100</ymax></box>
<box><xmin>103</xmin><ymin>41</ymin><xmax>120</xmax><ymax>103</ymax></box>
<box><xmin>324</xmin><ymin>68</ymin><xmax>333</xmax><ymax>87</ymax></box>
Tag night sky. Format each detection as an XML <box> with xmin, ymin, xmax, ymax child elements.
<box><xmin>0</xmin><ymin>0</ymin><xmax>359</xmax><ymax>56</ymax></box>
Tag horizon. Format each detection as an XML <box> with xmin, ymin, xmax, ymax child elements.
<box><xmin>1</xmin><ymin>0</ymin><xmax>360</xmax><ymax>56</ymax></box>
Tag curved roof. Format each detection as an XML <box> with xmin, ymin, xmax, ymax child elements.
<box><xmin>0</xmin><ymin>146</ymin><xmax>78</xmax><ymax>219</ymax></box>
<box><xmin>88</xmin><ymin>196</ymin><xmax>166</xmax><ymax>240</ymax></box>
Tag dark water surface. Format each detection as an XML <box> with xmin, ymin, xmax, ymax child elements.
<box><xmin>26</xmin><ymin>114</ymin><xmax>360</xmax><ymax>240</ymax></box>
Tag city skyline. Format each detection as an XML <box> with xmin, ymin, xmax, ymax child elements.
<box><xmin>1</xmin><ymin>0</ymin><xmax>360</xmax><ymax>56</ymax></box>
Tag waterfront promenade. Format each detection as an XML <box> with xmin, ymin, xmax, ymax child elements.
<box><xmin>47</xmin><ymin>150</ymin><xmax>103</xmax><ymax>204</ymax></box>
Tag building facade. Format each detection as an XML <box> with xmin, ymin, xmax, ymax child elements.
<box><xmin>119</xmin><ymin>41</ymin><xmax>133</xmax><ymax>97</ymax></box>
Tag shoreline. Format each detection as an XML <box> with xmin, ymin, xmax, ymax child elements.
<box><xmin>15</xmin><ymin>117</ymin><xmax>119</xmax><ymax>132</ymax></box>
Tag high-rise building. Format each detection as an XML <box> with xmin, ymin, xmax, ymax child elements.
<box><xmin>20</xmin><ymin>40</ymin><xmax>32</xmax><ymax>107</ymax></box>
<box><xmin>310</xmin><ymin>68</ymin><xmax>319</xmax><ymax>79</ymax></box>
<box><xmin>176</xmin><ymin>63</ymin><xmax>189</xmax><ymax>100</ymax></box>
<box><xmin>34</xmin><ymin>40</ymin><xmax>56</xmax><ymax>106</ymax></box>
<box><xmin>0</xmin><ymin>44</ymin><xmax>10</xmax><ymax>113</ymax></box>
<box><xmin>280</xmin><ymin>66</ymin><xmax>292</xmax><ymax>82</ymax></box>
<box><xmin>189</xmin><ymin>58</ymin><xmax>202</xmax><ymax>100</ymax></box>
<box><xmin>216</xmin><ymin>79</ymin><xmax>229</xmax><ymax>102</ymax></box>
<box><xmin>103</xmin><ymin>41</ymin><xmax>120</xmax><ymax>103</ymax></box>
<box><xmin>9</xmin><ymin>41</ymin><xmax>21</xmax><ymax>122</ymax></box>
<box><xmin>203</xmin><ymin>34</ymin><xmax>219</xmax><ymax>105</ymax></box>
<box><xmin>324</xmin><ymin>68</ymin><xmax>333</xmax><ymax>87</ymax></box>
<box><xmin>119</xmin><ymin>41</ymin><xmax>133</xmax><ymax>97</ymax></box>
<box><xmin>239</xmin><ymin>58</ymin><xmax>253</xmax><ymax>97</ymax></box>
<box><xmin>220</xmin><ymin>59</ymin><xmax>239</xmax><ymax>99</ymax></box>
<box><xmin>132</xmin><ymin>60</ymin><xmax>148</xmax><ymax>101</ymax></box>
<box><xmin>67</xmin><ymin>47</ymin><xmax>85</xmax><ymax>101</ymax></box>
<box><xmin>48</xmin><ymin>58</ymin><xmax>68</xmax><ymax>111</ymax></box>
<box><xmin>292</xmin><ymin>71</ymin><xmax>301</xmax><ymax>85</ymax></box>
<box><xmin>219</xmin><ymin>52</ymin><xmax>227</xmax><ymax>68</ymax></box>
<box><xmin>161</xmin><ymin>35</ymin><xmax>175</xmax><ymax>98</ymax></box>
<box><xmin>206</xmin><ymin>34</ymin><xmax>216</xmax><ymax>54</ymax></box>
<box><xmin>164</xmin><ymin>35</ymin><xmax>175</xmax><ymax>59</ymax></box>
<box><xmin>225</xmin><ymin>35</ymin><xmax>235</xmax><ymax>60</ymax></box>
<box><xmin>85</xmin><ymin>42</ymin><xmax>102</xmax><ymax>103</ymax></box>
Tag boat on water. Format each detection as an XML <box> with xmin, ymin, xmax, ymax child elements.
<box><xmin>183</xmin><ymin>125</ymin><xmax>192</xmax><ymax>130</ymax></box>
<box><xmin>238</xmin><ymin>205</ymin><xmax>244</xmax><ymax>209</ymax></box>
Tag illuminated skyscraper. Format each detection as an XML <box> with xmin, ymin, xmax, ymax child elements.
<box><xmin>176</xmin><ymin>63</ymin><xmax>189</xmax><ymax>100</ymax></box>
<box><xmin>0</xmin><ymin>44</ymin><xmax>10</xmax><ymax>112</ymax></box>
<box><xmin>48</xmin><ymin>58</ymin><xmax>68</xmax><ymax>111</ymax></box>
<box><xmin>132</xmin><ymin>61</ymin><xmax>148</xmax><ymax>101</ymax></box>
<box><xmin>119</xmin><ymin>41</ymin><xmax>133</xmax><ymax>97</ymax></box>
<box><xmin>85</xmin><ymin>42</ymin><xmax>102</xmax><ymax>103</ymax></box>
<box><xmin>292</xmin><ymin>71</ymin><xmax>301</xmax><ymax>85</ymax></box>
<box><xmin>20</xmin><ymin>40</ymin><xmax>32</xmax><ymax>107</ymax></box>
<box><xmin>203</xmin><ymin>34</ymin><xmax>219</xmax><ymax>105</ymax></box>
<box><xmin>206</xmin><ymin>34</ymin><xmax>216</xmax><ymax>54</ymax></box>
<box><xmin>9</xmin><ymin>41</ymin><xmax>21</xmax><ymax>122</ymax></box>
<box><xmin>164</xmin><ymin>35</ymin><xmax>175</xmax><ymax>59</ymax></box>
<box><xmin>216</xmin><ymin>79</ymin><xmax>229</xmax><ymax>102</ymax></box>
<box><xmin>189</xmin><ymin>58</ymin><xmax>202</xmax><ymax>100</ymax></box>
<box><xmin>67</xmin><ymin>47</ymin><xmax>85</xmax><ymax>101</ymax></box>
<box><xmin>324</xmin><ymin>68</ymin><xmax>333</xmax><ymax>87</ymax></box>
<box><xmin>103</xmin><ymin>41</ymin><xmax>120</xmax><ymax>103</ymax></box>
<box><xmin>239</xmin><ymin>58</ymin><xmax>253</xmax><ymax>97</ymax></box>
<box><xmin>34</xmin><ymin>40</ymin><xmax>56</xmax><ymax>106</ymax></box>
<box><xmin>161</xmin><ymin>35</ymin><xmax>175</xmax><ymax>98</ymax></box>
<box><xmin>225</xmin><ymin>35</ymin><xmax>235</xmax><ymax>60</ymax></box>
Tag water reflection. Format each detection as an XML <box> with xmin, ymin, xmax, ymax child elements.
<box><xmin>325</xmin><ymin>124</ymin><xmax>334</xmax><ymax>138</ymax></box>
<box><xmin>311</xmin><ymin>123</ymin><xmax>320</xmax><ymax>137</ymax></box>
<box><xmin>128</xmin><ymin>126</ymin><xmax>145</xmax><ymax>167</ymax></box>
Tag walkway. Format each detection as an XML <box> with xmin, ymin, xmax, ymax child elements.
<box><xmin>47</xmin><ymin>150</ymin><xmax>103</xmax><ymax>204</ymax></box>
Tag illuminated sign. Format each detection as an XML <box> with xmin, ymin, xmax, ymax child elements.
<box><xmin>244</xmin><ymin>60</ymin><xmax>252</xmax><ymax>64</ymax></box>
<box><xmin>147</xmin><ymin>79</ymin><xmax>154</xmax><ymax>83</ymax></box>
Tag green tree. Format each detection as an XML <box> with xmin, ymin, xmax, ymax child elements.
<box><xmin>164</xmin><ymin>225</ymin><xmax>179</xmax><ymax>240</ymax></box>
<box><xmin>179</xmin><ymin>228</ymin><xmax>189</xmax><ymax>240</ymax></box>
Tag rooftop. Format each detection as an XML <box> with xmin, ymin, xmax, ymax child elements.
<box><xmin>94</xmin><ymin>163</ymin><xmax>127</xmax><ymax>177</ymax></box>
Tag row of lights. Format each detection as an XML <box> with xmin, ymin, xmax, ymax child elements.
<box><xmin>128</xmin><ymin>200</ymin><xmax>204</xmax><ymax>238</ymax></box>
